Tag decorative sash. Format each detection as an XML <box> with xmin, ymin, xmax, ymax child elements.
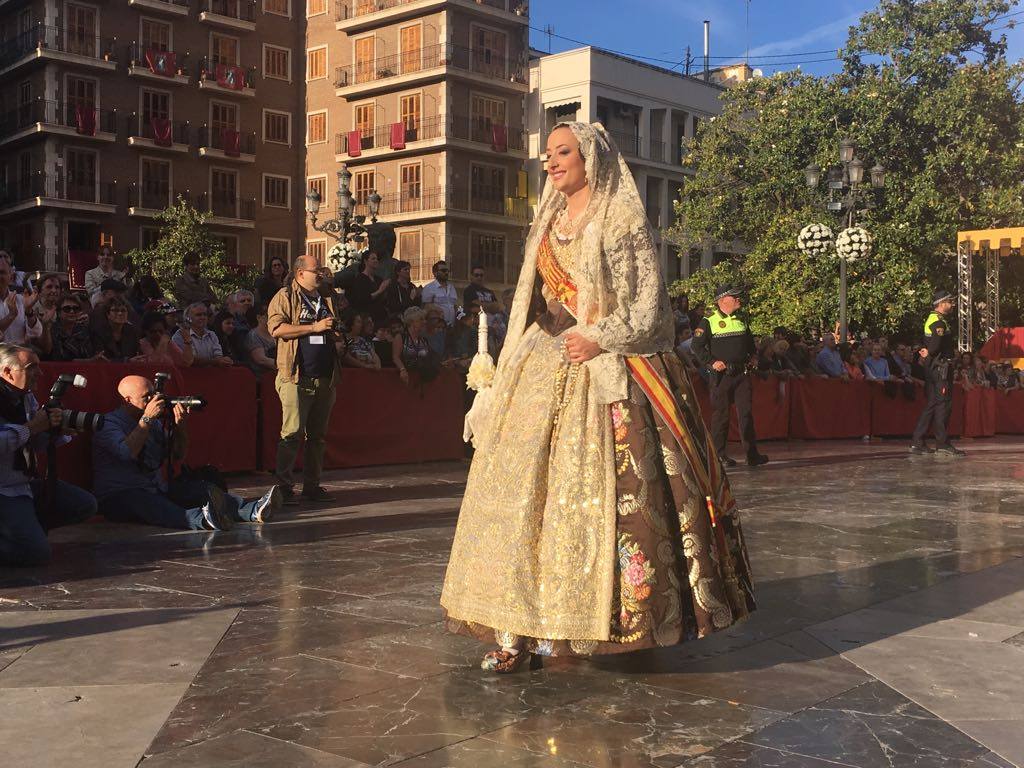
<box><xmin>537</xmin><ymin>234</ymin><xmax>735</xmax><ymax>517</ymax></box>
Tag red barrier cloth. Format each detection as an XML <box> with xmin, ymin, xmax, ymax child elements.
<box><xmin>389</xmin><ymin>122</ymin><xmax>406</xmax><ymax>150</ymax></box>
<box><xmin>869</xmin><ymin>383</ymin><xmax>925</xmax><ymax>437</ymax></box>
<box><xmin>221</xmin><ymin>128</ymin><xmax>240</xmax><ymax>157</ymax></box>
<box><xmin>790</xmin><ymin>378</ymin><xmax>871</xmax><ymax>439</ymax></box>
<box><xmin>678</xmin><ymin>373</ymin><xmax>788</xmax><ymax>441</ymax></box>
<box><xmin>75</xmin><ymin>105</ymin><xmax>96</xmax><ymax>136</ymax></box>
<box><xmin>32</xmin><ymin>363</ymin><xmax>257</xmax><ymax>488</ymax></box>
<box><xmin>962</xmin><ymin>387</ymin><xmax>997</xmax><ymax>438</ymax></box>
<box><xmin>151</xmin><ymin>117</ymin><xmax>172</xmax><ymax>146</ymax></box>
<box><xmin>979</xmin><ymin>327</ymin><xmax>1024</xmax><ymax>359</ymax></box>
<box><xmin>259</xmin><ymin>369</ymin><xmax>465</xmax><ymax>471</ymax></box>
<box><xmin>996</xmin><ymin>389</ymin><xmax>1024</xmax><ymax>434</ymax></box>
<box><xmin>491</xmin><ymin>124</ymin><xmax>508</xmax><ymax>152</ymax></box>
<box><xmin>215</xmin><ymin>63</ymin><xmax>245</xmax><ymax>90</ymax></box>
<box><xmin>347</xmin><ymin>130</ymin><xmax>362</xmax><ymax>157</ymax></box>
<box><xmin>145</xmin><ymin>48</ymin><xmax>176</xmax><ymax>77</ymax></box>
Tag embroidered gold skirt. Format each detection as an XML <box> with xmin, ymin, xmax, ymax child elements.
<box><xmin>440</xmin><ymin>325</ymin><xmax>755</xmax><ymax>656</ymax></box>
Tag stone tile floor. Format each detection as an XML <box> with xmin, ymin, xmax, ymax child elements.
<box><xmin>2</xmin><ymin>437</ymin><xmax>1024</xmax><ymax>767</ymax></box>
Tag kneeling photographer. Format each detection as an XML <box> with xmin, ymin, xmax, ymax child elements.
<box><xmin>92</xmin><ymin>375</ymin><xmax>281</xmax><ymax>531</ymax></box>
<box><xmin>0</xmin><ymin>344</ymin><xmax>97</xmax><ymax>567</ymax></box>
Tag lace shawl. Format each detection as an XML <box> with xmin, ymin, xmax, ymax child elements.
<box><xmin>501</xmin><ymin>121</ymin><xmax>675</xmax><ymax>404</ymax></box>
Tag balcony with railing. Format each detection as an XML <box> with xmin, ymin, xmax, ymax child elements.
<box><xmin>0</xmin><ymin>172</ymin><xmax>119</xmax><ymax>214</ymax></box>
<box><xmin>127</xmin><ymin>44</ymin><xmax>190</xmax><ymax>83</ymax></box>
<box><xmin>347</xmin><ymin>184</ymin><xmax>526</xmax><ymax>223</ymax></box>
<box><xmin>197</xmin><ymin>190</ymin><xmax>256</xmax><ymax>225</ymax></box>
<box><xmin>197</xmin><ymin>126</ymin><xmax>256</xmax><ymax>161</ymax></box>
<box><xmin>0</xmin><ymin>99</ymin><xmax>118</xmax><ymax>144</ymax></box>
<box><xmin>334</xmin><ymin>0</ymin><xmax>527</xmax><ymax>28</ymax></box>
<box><xmin>334</xmin><ymin>114</ymin><xmax>444</xmax><ymax>155</ymax></box>
<box><xmin>447</xmin><ymin>114</ymin><xmax>526</xmax><ymax>153</ymax></box>
<box><xmin>334</xmin><ymin>42</ymin><xmax>527</xmax><ymax>94</ymax></box>
<box><xmin>199</xmin><ymin>0</ymin><xmax>257</xmax><ymax>30</ymax></box>
<box><xmin>128</xmin><ymin>0</ymin><xmax>189</xmax><ymax>15</ymax></box>
<box><xmin>0</xmin><ymin>24</ymin><xmax>119</xmax><ymax>74</ymax></box>
<box><xmin>127</xmin><ymin>113</ymin><xmax>191</xmax><ymax>152</ymax></box>
<box><xmin>198</xmin><ymin>59</ymin><xmax>257</xmax><ymax>96</ymax></box>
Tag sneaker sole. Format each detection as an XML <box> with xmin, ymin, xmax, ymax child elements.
<box><xmin>206</xmin><ymin>485</ymin><xmax>235</xmax><ymax>531</ymax></box>
<box><xmin>253</xmin><ymin>486</ymin><xmax>282</xmax><ymax>524</ymax></box>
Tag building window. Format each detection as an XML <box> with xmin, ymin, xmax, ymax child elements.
<box><xmin>263</xmin><ymin>238</ymin><xmax>290</xmax><ymax>264</ymax></box>
<box><xmin>306</xmin><ymin>46</ymin><xmax>327</xmax><ymax>80</ymax></box>
<box><xmin>472</xmin><ymin>26</ymin><xmax>506</xmax><ymax>78</ymax></box>
<box><xmin>306</xmin><ymin>239</ymin><xmax>326</xmax><ymax>264</ymax></box>
<box><xmin>353</xmin><ymin>102</ymin><xmax>374</xmax><ymax>148</ymax></box>
<box><xmin>354</xmin><ymin>36</ymin><xmax>375</xmax><ymax>84</ymax></box>
<box><xmin>306</xmin><ymin>111</ymin><xmax>327</xmax><ymax>144</ymax></box>
<box><xmin>470</xmin><ymin>164</ymin><xmax>505</xmax><ymax>215</ymax></box>
<box><xmin>399</xmin><ymin>163</ymin><xmax>420</xmax><ymax>212</ymax></box>
<box><xmin>140</xmin><ymin>89</ymin><xmax>170</xmax><ymax>139</ymax></box>
<box><xmin>210</xmin><ymin>168</ymin><xmax>238</xmax><ymax>217</ymax></box>
<box><xmin>65</xmin><ymin>76</ymin><xmax>97</xmax><ymax>129</ymax></box>
<box><xmin>471</xmin><ymin>94</ymin><xmax>506</xmax><ymax>142</ymax></box>
<box><xmin>140</xmin><ymin>226</ymin><xmax>161</xmax><ymax>249</ymax></box>
<box><xmin>141</xmin><ymin>18</ymin><xmax>171</xmax><ymax>51</ymax></box>
<box><xmin>400</xmin><ymin>230</ymin><xmax>425</xmax><ymax>281</ymax></box>
<box><xmin>307</xmin><ymin>175</ymin><xmax>326</xmax><ymax>201</ymax></box>
<box><xmin>471</xmin><ymin>232</ymin><xmax>506</xmax><ymax>280</ymax></box>
<box><xmin>217</xmin><ymin>234</ymin><xmax>239</xmax><ymax>263</ymax></box>
<box><xmin>66</xmin><ymin>4</ymin><xmax>98</xmax><ymax>58</ymax></box>
<box><xmin>263</xmin><ymin>109</ymin><xmax>290</xmax><ymax>144</ymax></box>
<box><xmin>263</xmin><ymin>0</ymin><xmax>290</xmax><ymax>16</ymax></box>
<box><xmin>399</xmin><ymin>24</ymin><xmax>421</xmax><ymax>74</ymax></box>
<box><xmin>307</xmin><ymin>0</ymin><xmax>325</xmax><ymax>16</ymax></box>
<box><xmin>211</xmin><ymin>33</ymin><xmax>239</xmax><ymax>66</ymax></box>
<box><xmin>352</xmin><ymin>169</ymin><xmax>374</xmax><ymax>205</ymax></box>
<box><xmin>211</xmin><ymin>101</ymin><xmax>238</xmax><ymax>132</ymax></box>
<box><xmin>66</xmin><ymin>149</ymin><xmax>98</xmax><ymax>202</ymax></box>
<box><xmin>263</xmin><ymin>45</ymin><xmax>290</xmax><ymax>80</ymax></box>
<box><xmin>400</xmin><ymin>93</ymin><xmax>421</xmax><ymax>133</ymax></box>
<box><xmin>140</xmin><ymin>157</ymin><xmax>171</xmax><ymax>209</ymax></box>
<box><xmin>263</xmin><ymin>174</ymin><xmax>290</xmax><ymax>208</ymax></box>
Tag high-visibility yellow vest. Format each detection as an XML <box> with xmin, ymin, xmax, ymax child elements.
<box><xmin>707</xmin><ymin>309</ymin><xmax>747</xmax><ymax>337</ymax></box>
<box><xmin>923</xmin><ymin>311</ymin><xmax>942</xmax><ymax>336</ymax></box>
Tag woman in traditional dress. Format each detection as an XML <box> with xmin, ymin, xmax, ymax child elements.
<box><xmin>440</xmin><ymin>122</ymin><xmax>756</xmax><ymax>673</ymax></box>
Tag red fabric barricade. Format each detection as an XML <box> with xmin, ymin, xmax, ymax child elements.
<box><xmin>790</xmin><ymin>378</ymin><xmax>871</xmax><ymax>439</ymax></box>
<box><xmin>996</xmin><ymin>389</ymin><xmax>1024</xmax><ymax>434</ymax></box>
<box><xmin>962</xmin><ymin>386</ymin><xmax>997</xmax><ymax>438</ymax></box>
<box><xmin>259</xmin><ymin>369</ymin><xmax>465</xmax><ymax>471</ymax></box>
<box><xmin>31</xmin><ymin>363</ymin><xmax>258</xmax><ymax>489</ymax></box>
<box><xmin>686</xmin><ymin>373</ymin><xmax>789</xmax><ymax>441</ymax></box>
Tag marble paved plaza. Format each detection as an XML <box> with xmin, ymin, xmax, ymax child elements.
<box><xmin>3</xmin><ymin>438</ymin><xmax>1024</xmax><ymax>768</ymax></box>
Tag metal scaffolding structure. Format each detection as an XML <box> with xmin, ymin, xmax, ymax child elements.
<box><xmin>956</xmin><ymin>227</ymin><xmax>1023</xmax><ymax>352</ymax></box>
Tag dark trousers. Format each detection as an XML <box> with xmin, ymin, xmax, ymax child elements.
<box><xmin>912</xmin><ymin>363</ymin><xmax>953</xmax><ymax>445</ymax></box>
<box><xmin>98</xmin><ymin>481</ymin><xmax>242</xmax><ymax>530</ymax></box>
<box><xmin>709</xmin><ymin>371</ymin><xmax>758</xmax><ymax>459</ymax></box>
<box><xmin>0</xmin><ymin>481</ymin><xmax>97</xmax><ymax>567</ymax></box>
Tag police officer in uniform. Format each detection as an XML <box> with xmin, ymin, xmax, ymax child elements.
<box><xmin>911</xmin><ymin>290</ymin><xmax>965</xmax><ymax>457</ymax></box>
<box><xmin>691</xmin><ymin>285</ymin><xmax>769</xmax><ymax>468</ymax></box>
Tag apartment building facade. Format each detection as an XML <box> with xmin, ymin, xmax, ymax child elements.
<box><xmin>0</xmin><ymin>0</ymin><xmax>305</xmax><ymax>272</ymax></box>
<box><xmin>305</xmin><ymin>0</ymin><xmax>530</xmax><ymax>284</ymax></box>
<box><xmin>528</xmin><ymin>46</ymin><xmax>731</xmax><ymax>282</ymax></box>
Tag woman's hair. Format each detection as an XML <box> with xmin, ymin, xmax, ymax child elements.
<box><xmin>265</xmin><ymin>256</ymin><xmax>286</xmax><ymax>276</ymax></box>
<box><xmin>212</xmin><ymin>310</ymin><xmax>234</xmax><ymax>336</ymax></box>
<box><xmin>132</xmin><ymin>275</ymin><xmax>162</xmax><ymax>300</ymax></box>
<box><xmin>106</xmin><ymin>297</ymin><xmax>130</xmax><ymax>315</ymax></box>
<box><xmin>360</xmin><ymin>251</ymin><xmax>377</xmax><ymax>271</ymax></box>
<box><xmin>402</xmin><ymin>306</ymin><xmax>426</xmax><ymax>326</ymax></box>
<box><xmin>140</xmin><ymin>311</ymin><xmax>166</xmax><ymax>333</ymax></box>
<box><xmin>394</xmin><ymin>259</ymin><xmax>411</xmax><ymax>273</ymax></box>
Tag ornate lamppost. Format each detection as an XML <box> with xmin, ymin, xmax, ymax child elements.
<box><xmin>305</xmin><ymin>165</ymin><xmax>382</xmax><ymax>243</ymax></box>
<box><xmin>802</xmin><ymin>139</ymin><xmax>886</xmax><ymax>342</ymax></box>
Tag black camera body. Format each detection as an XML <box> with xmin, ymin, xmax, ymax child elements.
<box><xmin>47</xmin><ymin>373</ymin><xmax>104</xmax><ymax>432</ymax></box>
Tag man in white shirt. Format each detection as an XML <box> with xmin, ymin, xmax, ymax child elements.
<box><xmin>171</xmin><ymin>303</ymin><xmax>232</xmax><ymax>367</ymax></box>
<box><xmin>420</xmin><ymin>260</ymin><xmax>458</xmax><ymax>326</ymax></box>
<box><xmin>84</xmin><ymin>246</ymin><xmax>125</xmax><ymax>307</ymax></box>
<box><xmin>0</xmin><ymin>260</ymin><xmax>41</xmax><ymax>345</ymax></box>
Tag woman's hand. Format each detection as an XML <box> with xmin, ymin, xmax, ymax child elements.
<box><xmin>564</xmin><ymin>333</ymin><xmax>602</xmax><ymax>364</ymax></box>
<box><xmin>399</xmin><ymin>368</ymin><xmax>410</xmax><ymax>385</ymax></box>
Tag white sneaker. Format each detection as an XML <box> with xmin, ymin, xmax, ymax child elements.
<box><xmin>200</xmin><ymin>503</ymin><xmax>226</xmax><ymax>531</ymax></box>
<box><xmin>250</xmin><ymin>485</ymin><xmax>281</xmax><ymax>524</ymax></box>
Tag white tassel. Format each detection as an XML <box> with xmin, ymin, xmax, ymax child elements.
<box><xmin>466</xmin><ymin>311</ymin><xmax>495</xmax><ymax>392</ymax></box>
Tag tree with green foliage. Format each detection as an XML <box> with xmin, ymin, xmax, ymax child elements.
<box><xmin>667</xmin><ymin>0</ymin><xmax>1024</xmax><ymax>339</ymax></box>
<box><xmin>124</xmin><ymin>197</ymin><xmax>257</xmax><ymax>305</ymax></box>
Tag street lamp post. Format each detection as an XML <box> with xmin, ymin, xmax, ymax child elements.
<box><xmin>305</xmin><ymin>166</ymin><xmax>382</xmax><ymax>245</ymax></box>
<box><xmin>804</xmin><ymin>138</ymin><xmax>886</xmax><ymax>343</ymax></box>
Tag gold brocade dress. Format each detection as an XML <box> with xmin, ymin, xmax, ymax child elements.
<box><xmin>440</xmin><ymin>228</ymin><xmax>755</xmax><ymax>656</ymax></box>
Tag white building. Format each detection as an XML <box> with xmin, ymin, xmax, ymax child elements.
<box><xmin>528</xmin><ymin>46</ymin><xmax>730</xmax><ymax>281</ymax></box>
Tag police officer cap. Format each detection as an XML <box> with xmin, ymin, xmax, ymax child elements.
<box><xmin>715</xmin><ymin>285</ymin><xmax>743</xmax><ymax>302</ymax></box>
<box><xmin>932</xmin><ymin>289</ymin><xmax>954</xmax><ymax>306</ymax></box>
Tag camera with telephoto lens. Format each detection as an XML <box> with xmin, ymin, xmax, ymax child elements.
<box><xmin>47</xmin><ymin>373</ymin><xmax>105</xmax><ymax>431</ymax></box>
<box><xmin>152</xmin><ymin>372</ymin><xmax>206</xmax><ymax>412</ymax></box>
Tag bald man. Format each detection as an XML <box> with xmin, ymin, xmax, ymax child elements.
<box><xmin>92</xmin><ymin>374</ymin><xmax>280</xmax><ymax>530</ymax></box>
<box><xmin>267</xmin><ymin>254</ymin><xmax>341</xmax><ymax>504</ymax></box>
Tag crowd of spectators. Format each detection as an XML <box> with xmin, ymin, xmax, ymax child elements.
<box><xmin>670</xmin><ymin>295</ymin><xmax>1024</xmax><ymax>397</ymax></box>
<box><xmin>1</xmin><ymin>249</ymin><xmax>512</xmax><ymax>386</ymax></box>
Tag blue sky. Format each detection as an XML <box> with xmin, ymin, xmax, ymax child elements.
<box><xmin>527</xmin><ymin>0</ymin><xmax>1024</xmax><ymax>76</ymax></box>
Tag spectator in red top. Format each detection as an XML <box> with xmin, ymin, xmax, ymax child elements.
<box><xmin>133</xmin><ymin>311</ymin><xmax>193</xmax><ymax>367</ymax></box>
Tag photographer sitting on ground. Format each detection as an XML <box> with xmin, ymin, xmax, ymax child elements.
<box><xmin>0</xmin><ymin>344</ymin><xmax>97</xmax><ymax>566</ymax></box>
<box><xmin>92</xmin><ymin>375</ymin><xmax>280</xmax><ymax>531</ymax></box>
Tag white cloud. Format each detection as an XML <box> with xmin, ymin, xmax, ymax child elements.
<box><xmin>748</xmin><ymin>11</ymin><xmax>862</xmax><ymax>57</ymax></box>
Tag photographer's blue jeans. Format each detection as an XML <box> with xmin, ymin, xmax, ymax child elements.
<box><xmin>0</xmin><ymin>481</ymin><xmax>97</xmax><ymax>567</ymax></box>
<box><xmin>98</xmin><ymin>488</ymin><xmax>207</xmax><ymax>530</ymax></box>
